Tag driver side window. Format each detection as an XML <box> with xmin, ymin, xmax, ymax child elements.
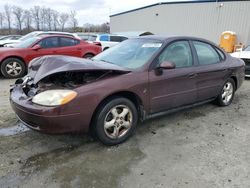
<box><xmin>158</xmin><ymin>41</ymin><xmax>193</xmax><ymax>68</ymax></box>
<box><xmin>38</xmin><ymin>37</ymin><xmax>59</xmax><ymax>49</ymax></box>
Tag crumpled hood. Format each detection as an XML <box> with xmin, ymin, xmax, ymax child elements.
<box><xmin>27</xmin><ymin>55</ymin><xmax>131</xmax><ymax>84</ymax></box>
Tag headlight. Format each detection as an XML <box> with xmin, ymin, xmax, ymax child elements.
<box><xmin>32</xmin><ymin>90</ymin><xmax>77</xmax><ymax>106</ymax></box>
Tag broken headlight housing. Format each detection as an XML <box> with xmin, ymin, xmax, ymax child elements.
<box><xmin>32</xmin><ymin>89</ymin><xmax>77</xmax><ymax>106</ymax></box>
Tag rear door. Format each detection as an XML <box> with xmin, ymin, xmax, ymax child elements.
<box><xmin>149</xmin><ymin>40</ymin><xmax>198</xmax><ymax>113</ymax></box>
<box><xmin>56</xmin><ymin>37</ymin><xmax>82</xmax><ymax>57</ymax></box>
<box><xmin>191</xmin><ymin>40</ymin><xmax>228</xmax><ymax>101</ymax></box>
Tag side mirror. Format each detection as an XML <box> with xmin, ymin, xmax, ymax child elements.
<box><xmin>32</xmin><ymin>44</ymin><xmax>41</xmax><ymax>51</ymax></box>
<box><xmin>155</xmin><ymin>61</ymin><xmax>176</xmax><ymax>75</ymax></box>
<box><xmin>158</xmin><ymin>61</ymin><xmax>176</xmax><ymax>69</ymax></box>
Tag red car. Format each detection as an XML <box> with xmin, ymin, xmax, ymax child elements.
<box><xmin>0</xmin><ymin>35</ymin><xmax>102</xmax><ymax>78</ymax></box>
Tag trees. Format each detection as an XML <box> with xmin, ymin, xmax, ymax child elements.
<box><xmin>0</xmin><ymin>4</ymin><xmax>110</xmax><ymax>35</ymax></box>
<box><xmin>4</xmin><ymin>4</ymin><xmax>12</xmax><ymax>34</ymax></box>
<box><xmin>12</xmin><ymin>6</ymin><xmax>25</xmax><ymax>34</ymax></box>
<box><xmin>59</xmin><ymin>13</ymin><xmax>69</xmax><ymax>31</ymax></box>
<box><xmin>0</xmin><ymin>13</ymin><xmax>4</xmax><ymax>29</ymax></box>
<box><xmin>24</xmin><ymin>10</ymin><xmax>32</xmax><ymax>32</ymax></box>
<box><xmin>31</xmin><ymin>6</ymin><xmax>41</xmax><ymax>30</ymax></box>
<box><xmin>70</xmin><ymin>10</ymin><xmax>78</xmax><ymax>32</ymax></box>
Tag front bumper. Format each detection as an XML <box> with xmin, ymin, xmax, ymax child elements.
<box><xmin>10</xmin><ymin>85</ymin><xmax>89</xmax><ymax>134</ymax></box>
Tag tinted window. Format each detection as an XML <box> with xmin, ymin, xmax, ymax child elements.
<box><xmin>39</xmin><ymin>37</ymin><xmax>59</xmax><ymax>48</ymax></box>
<box><xmin>60</xmin><ymin>37</ymin><xmax>79</xmax><ymax>47</ymax></box>
<box><xmin>99</xmin><ymin>35</ymin><xmax>109</xmax><ymax>41</ymax></box>
<box><xmin>158</xmin><ymin>41</ymin><xmax>193</xmax><ymax>68</ymax></box>
<box><xmin>110</xmin><ymin>36</ymin><xmax>128</xmax><ymax>42</ymax></box>
<box><xmin>194</xmin><ymin>41</ymin><xmax>220</xmax><ymax>65</ymax></box>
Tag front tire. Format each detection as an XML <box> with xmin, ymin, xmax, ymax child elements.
<box><xmin>1</xmin><ymin>58</ymin><xmax>26</xmax><ymax>78</ymax></box>
<box><xmin>92</xmin><ymin>97</ymin><xmax>138</xmax><ymax>145</ymax></box>
<box><xmin>216</xmin><ymin>78</ymin><xmax>235</xmax><ymax>106</ymax></box>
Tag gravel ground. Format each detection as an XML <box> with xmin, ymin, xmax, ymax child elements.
<box><xmin>0</xmin><ymin>78</ymin><xmax>250</xmax><ymax>188</ymax></box>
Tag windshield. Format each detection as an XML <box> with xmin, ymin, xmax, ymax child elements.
<box><xmin>244</xmin><ymin>45</ymin><xmax>250</xmax><ymax>51</ymax></box>
<box><xmin>19</xmin><ymin>32</ymin><xmax>40</xmax><ymax>41</ymax></box>
<box><xmin>15</xmin><ymin>37</ymin><xmax>40</xmax><ymax>48</ymax></box>
<box><xmin>93</xmin><ymin>39</ymin><xmax>163</xmax><ymax>69</ymax></box>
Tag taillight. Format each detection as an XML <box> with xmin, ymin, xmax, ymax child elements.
<box><xmin>93</xmin><ymin>42</ymin><xmax>102</xmax><ymax>47</ymax></box>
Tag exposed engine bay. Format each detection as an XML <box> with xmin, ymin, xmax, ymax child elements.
<box><xmin>19</xmin><ymin>70</ymin><xmax>116</xmax><ymax>97</ymax></box>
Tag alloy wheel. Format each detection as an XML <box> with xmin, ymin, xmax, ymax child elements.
<box><xmin>104</xmin><ymin>105</ymin><xmax>133</xmax><ymax>139</ymax></box>
<box><xmin>221</xmin><ymin>82</ymin><xmax>233</xmax><ymax>104</ymax></box>
<box><xmin>5</xmin><ymin>61</ymin><xmax>22</xmax><ymax>76</ymax></box>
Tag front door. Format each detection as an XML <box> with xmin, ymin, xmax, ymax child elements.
<box><xmin>149</xmin><ymin>40</ymin><xmax>197</xmax><ymax>114</ymax></box>
<box><xmin>26</xmin><ymin>36</ymin><xmax>59</xmax><ymax>62</ymax></box>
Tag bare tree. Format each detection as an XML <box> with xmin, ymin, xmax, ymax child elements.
<box><xmin>59</xmin><ymin>13</ymin><xmax>69</xmax><ymax>31</ymax></box>
<box><xmin>52</xmin><ymin>10</ymin><xmax>59</xmax><ymax>31</ymax></box>
<box><xmin>13</xmin><ymin>6</ymin><xmax>25</xmax><ymax>34</ymax></box>
<box><xmin>4</xmin><ymin>4</ymin><xmax>12</xmax><ymax>34</ymax></box>
<box><xmin>0</xmin><ymin>13</ymin><xmax>4</xmax><ymax>29</ymax></box>
<box><xmin>32</xmin><ymin>6</ymin><xmax>40</xmax><ymax>30</ymax></box>
<box><xmin>24</xmin><ymin>10</ymin><xmax>32</xmax><ymax>32</ymax></box>
<box><xmin>40</xmin><ymin>7</ymin><xmax>47</xmax><ymax>30</ymax></box>
<box><xmin>45</xmin><ymin>8</ymin><xmax>53</xmax><ymax>30</ymax></box>
<box><xmin>70</xmin><ymin>10</ymin><xmax>78</xmax><ymax>31</ymax></box>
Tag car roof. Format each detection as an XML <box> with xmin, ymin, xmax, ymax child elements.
<box><xmin>38</xmin><ymin>34</ymin><xmax>79</xmax><ymax>39</ymax></box>
<box><xmin>137</xmin><ymin>35</ymin><xmax>218</xmax><ymax>46</ymax></box>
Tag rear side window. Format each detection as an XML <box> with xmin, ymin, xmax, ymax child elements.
<box><xmin>99</xmin><ymin>35</ymin><xmax>109</xmax><ymax>41</ymax></box>
<box><xmin>193</xmin><ymin>41</ymin><xmax>220</xmax><ymax>65</ymax></box>
<box><xmin>60</xmin><ymin>37</ymin><xmax>80</xmax><ymax>47</ymax></box>
<box><xmin>215</xmin><ymin>48</ymin><xmax>226</xmax><ymax>60</ymax></box>
<box><xmin>39</xmin><ymin>37</ymin><xmax>59</xmax><ymax>48</ymax></box>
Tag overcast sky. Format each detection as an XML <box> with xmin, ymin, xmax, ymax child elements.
<box><xmin>0</xmin><ymin>0</ymin><xmax>181</xmax><ymax>25</ymax></box>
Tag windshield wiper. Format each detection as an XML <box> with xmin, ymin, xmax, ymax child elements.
<box><xmin>98</xmin><ymin>59</ymin><xmax>114</xmax><ymax>64</ymax></box>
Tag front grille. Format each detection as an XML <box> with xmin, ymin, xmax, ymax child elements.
<box><xmin>242</xmin><ymin>58</ymin><xmax>250</xmax><ymax>65</ymax></box>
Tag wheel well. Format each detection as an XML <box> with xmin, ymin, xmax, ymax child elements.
<box><xmin>231</xmin><ymin>76</ymin><xmax>237</xmax><ymax>89</ymax></box>
<box><xmin>89</xmin><ymin>91</ymin><xmax>144</xmax><ymax>131</ymax></box>
<box><xmin>83</xmin><ymin>53</ymin><xmax>95</xmax><ymax>58</ymax></box>
<box><xmin>2</xmin><ymin>56</ymin><xmax>25</xmax><ymax>64</ymax></box>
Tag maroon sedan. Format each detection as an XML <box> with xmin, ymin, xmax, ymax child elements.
<box><xmin>10</xmin><ymin>36</ymin><xmax>245</xmax><ymax>145</ymax></box>
<box><xmin>0</xmin><ymin>35</ymin><xmax>102</xmax><ymax>78</ymax></box>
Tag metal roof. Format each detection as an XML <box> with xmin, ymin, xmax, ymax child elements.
<box><xmin>110</xmin><ymin>0</ymin><xmax>250</xmax><ymax>17</ymax></box>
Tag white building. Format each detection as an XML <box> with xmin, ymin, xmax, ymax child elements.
<box><xmin>110</xmin><ymin>0</ymin><xmax>250</xmax><ymax>45</ymax></box>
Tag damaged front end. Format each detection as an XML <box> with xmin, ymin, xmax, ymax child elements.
<box><xmin>14</xmin><ymin>70</ymin><xmax>115</xmax><ymax>98</ymax></box>
<box><xmin>11</xmin><ymin>55</ymin><xmax>130</xmax><ymax>98</ymax></box>
<box><xmin>10</xmin><ymin>55</ymin><xmax>131</xmax><ymax>133</ymax></box>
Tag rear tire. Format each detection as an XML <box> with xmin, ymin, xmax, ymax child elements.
<box><xmin>83</xmin><ymin>53</ymin><xmax>94</xmax><ymax>59</ymax></box>
<box><xmin>216</xmin><ymin>78</ymin><xmax>235</xmax><ymax>106</ymax></box>
<box><xmin>92</xmin><ymin>97</ymin><xmax>138</xmax><ymax>145</ymax></box>
<box><xmin>1</xmin><ymin>58</ymin><xmax>26</xmax><ymax>78</ymax></box>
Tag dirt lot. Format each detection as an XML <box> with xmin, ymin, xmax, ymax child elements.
<box><xmin>0</xmin><ymin>78</ymin><xmax>250</xmax><ymax>188</ymax></box>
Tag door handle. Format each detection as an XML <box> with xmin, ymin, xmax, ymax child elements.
<box><xmin>188</xmin><ymin>73</ymin><xmax>197</xmax><ymax>79</ymax></box>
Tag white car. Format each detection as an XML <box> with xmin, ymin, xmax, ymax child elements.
<box><xmin>0</xmin><ymin>35</ymin><xmax>22</xmax><ymax>47</ymax></box>
<box><xmin>231</xmin><ymin>45</ymin><xmax>250</xmax><ymax>77</ymax></box>
<box><xmin>77</xmin><ymin>33</ymin><xmax>128</xmax><ymax>51</ymax></box>
<box><xmin>4</xmin><ymin>31</ymin><xmax>80</xmax><ymax>47</ymax></box>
